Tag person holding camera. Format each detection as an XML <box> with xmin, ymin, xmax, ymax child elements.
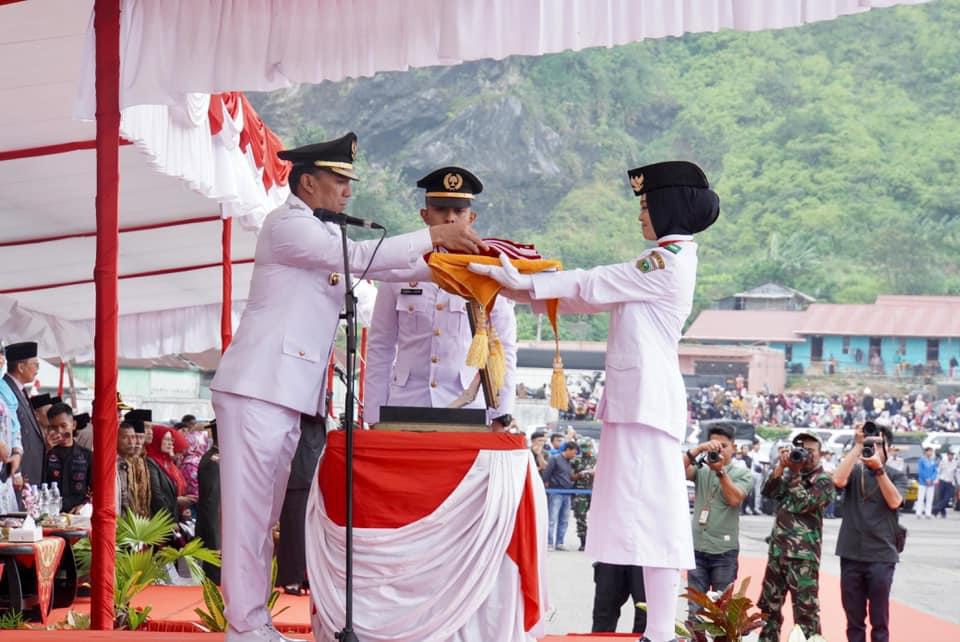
<box><xmin>757</xmin><ymin>432</ymin><xmax>835</xmax><ymax>642</ymax></box>
<box><xmin>832</xmin><ymin>422</ymin><xmax>907</xmax><ymax>642</ymax></box>
<box><xmin>682</xmin><ymin>425</ymin><xmax>753</xmax><ymax>631</ymax></box>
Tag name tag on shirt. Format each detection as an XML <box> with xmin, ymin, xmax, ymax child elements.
<box><xmin>400</xmin><ymin>288</ymin><xmax>423</xmax><ymax>295</ymax></box>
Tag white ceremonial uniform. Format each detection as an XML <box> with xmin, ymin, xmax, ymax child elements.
<box><xmin>364</xmin><ymin>278</ymin><xmax>517</xmax><ymax>425</ymax></box>
<box><xmin>209</xmin><ymin>194</ymin><xmax>433</xmax><ymax>633</ymax></box>
<box><xmin>527</xmin><ymin>234</ymin><xmax>697</xmax><ymax>569</ymax></box>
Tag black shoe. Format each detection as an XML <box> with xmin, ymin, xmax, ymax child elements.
<box><xmin>578</xmin><ymin>536</ymin><xmax>586</xmax><ymax>551</ymax></box>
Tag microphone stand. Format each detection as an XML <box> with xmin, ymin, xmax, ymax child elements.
<box><xmin>335</xmin><ymin>222</ymin><xmax>360</xmax><ymax>642</ymax></box>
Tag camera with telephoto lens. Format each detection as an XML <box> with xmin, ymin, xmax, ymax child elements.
<box><xmin>862</xmin><ymin>422</ymin><xmax>880</xmax><ymax>458</ymax></box>
<box><xmin>789</xmin><ymin>446</ymin><xmax>810</xmax><ymax>464</ymax></box>
<box><xmin>706</xmin><ymin>451</ymin><xmax>721</xmax><ymax>464</ymax></box>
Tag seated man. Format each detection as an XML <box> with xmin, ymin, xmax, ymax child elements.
<box><xmin>43</xmin><ymin>403</ymin><xmax>93</xmax><ymax>513</ymax></box>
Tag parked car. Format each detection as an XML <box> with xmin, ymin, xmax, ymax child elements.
<box><xmin>823</xmin><ymin>429</ymin><xmax>856</xmax><ymax>456</ymax></box>
<box><xmin>922</xmin><ymin>432</ymin><xmax>960</xmax><ymax>452</ymax></box>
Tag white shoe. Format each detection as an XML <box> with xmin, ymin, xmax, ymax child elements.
<box><xmin>226</xmin><ymin>624</ymin><xmax>304</xmax><ymax>642</ymax></box>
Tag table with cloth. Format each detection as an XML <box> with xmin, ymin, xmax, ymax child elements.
<box><xmin>0</xmin><ymin>536</ymin><xmax>65</xmax><ymax>623</ymax></box>
<box><xmin>306</xmin><ymin>430</ymin><xmax>547</xmax><ymax>642</ymax></box>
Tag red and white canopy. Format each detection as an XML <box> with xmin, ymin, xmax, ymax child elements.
<box><xmin>1</xmin><ymin>0</ymin><xmax>931</xmax><ymax>361</ymax></box>
<box><xmin>0</xmin><ymin>1</ymin><xmax>288</xmax><ymax>360</ymax></box>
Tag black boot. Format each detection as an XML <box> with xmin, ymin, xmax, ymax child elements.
<box><xmin>578</xmin><ymin>535</ymin><xmax>586</xmax><ymax>551</ymax></box>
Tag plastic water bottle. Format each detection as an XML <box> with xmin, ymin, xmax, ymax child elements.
<box><xmin>50</xmin><ymin>485</ymin><xmax>62</xmax><ymax>515</ymax></box>
<box><xmin>39</xmin><ymin>483</ymin><xmax>51</xmax><ymax>516</ymax></box>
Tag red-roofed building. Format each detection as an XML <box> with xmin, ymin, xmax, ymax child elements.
<box><xmin>683</xmin><ymin>295</ymin><xmax>960</xmax><ymax>378</ymax></box>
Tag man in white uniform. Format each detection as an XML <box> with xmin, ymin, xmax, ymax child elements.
<box><xmin>365</xmin><ymin>167</ymin><xmax>517</xmax><ymax>426</ymax></box>
<box><xmin>471</xmin><ymin>161</ymin><xmax>719</xmax><ymax>642</ymax></box>
<box><xmin>209</xmin><ymin>133</ymin><xmax>484</xmax><ymax>642</ymax></box>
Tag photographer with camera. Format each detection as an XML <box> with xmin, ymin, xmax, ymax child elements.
<box><xmin>757</xmin><ymin>432</ymin><xmax>835</xmax><ymax>642</ymax></box>
<box><xmin>682</xmin><ymin>424</ymin><xmax>754</xmax><ymax>635</ymax></box>
<box><xmin>683</xmin><ymin>424</ymin><xmax>753</xmax><ymax>636</ymax></box>
<box><xmin>832</xmin><ymin>421</ymin><xmax>907</xmax><ymax>642</ymax></box>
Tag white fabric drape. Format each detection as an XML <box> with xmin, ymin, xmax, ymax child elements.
<box><xmin>305</xmin><ymin>449</ymin><xmax>542</xmax><ymax>642</ymax></box>
<box><xmin>0</xmin><ymin>296</ymin><xmax>246</xmax><ymax>361</ymax></box>
<box><xmin>75</xmin><ymin>0</ymin><xmax>931</xmax><ymax>116</ymax></box>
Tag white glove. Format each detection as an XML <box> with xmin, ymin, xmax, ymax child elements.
<box><xmin>468</xmin><ymin>253</ymin><xmax>534</xmax><ymax>291</ymax></box>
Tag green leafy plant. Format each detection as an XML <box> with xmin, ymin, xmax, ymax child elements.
<box><xmin>194</xmin><ymin>556</ymin><xmax>289</xmax><ymax>633</ymax></box>
<box><xmin>72</xmin><ymin>509</ymin><xmax>221</xmax><ymax>629</ymax></box>
<box><xmin>680</xmin><ymin>577</ymin><xmax>764</xmax><ymax>642</ymax></box>
<box><xmin>0</xmin><ymin>610</ymin><xmax>30</xmax><ymax>630</ymax></box>
<box><xmin>634</xmin><ymin>603</ymin><xmax>692</xmax><ymax>640</ymax></box>
<box><xmin>48</xmin><ymin>610</ymin><xmax>91</xmax><ymax>630</ymax></box>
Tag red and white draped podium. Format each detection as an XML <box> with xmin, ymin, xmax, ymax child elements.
<box><xmin>305</xmin><ymin>431</ymin><xmax>547</xmax><ymax>642</ymax></box>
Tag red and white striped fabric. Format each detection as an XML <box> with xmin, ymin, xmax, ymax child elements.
<box><xmin>305</xmin><ymin>431</ymin><xmax>547</xmax><ymax>642</ymax></box>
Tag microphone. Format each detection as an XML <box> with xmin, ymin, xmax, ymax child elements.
<box><xmin>313</xmin><ymin>208</ymin><xmax>384</xmax><ymax>230</ymax></box>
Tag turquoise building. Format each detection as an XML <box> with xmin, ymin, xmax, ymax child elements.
<box><xmin>685</xmin><ymin>295</ymin><xmax>960</xmax><ymax>376</ymax></box>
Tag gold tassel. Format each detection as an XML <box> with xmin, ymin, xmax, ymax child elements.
<box><xmin>487</xmin><ymin>329</ymin><xmax>506</xmax><ymax>391</ymax></box>
<box><xmin>550</xmin><ymin>353</ymin><xmax>569</xmax><ymax>411</ymax></box>
<box><xmin>466</xmin><ymin>306</ymin><xmax>489</xmax><ymax>368</ymax></box>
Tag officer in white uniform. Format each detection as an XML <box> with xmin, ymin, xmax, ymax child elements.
<box><xmin>365</xmin><ymin>167</ymin><xmax>517</xmax><ymax>426</ymax></box>
<box><xmin>471</xmin><ymin>161</ymin><xmax>720</xmax><ymax>642</ymax></box>
<box><xmin>209</xmin><ymin>133</ymin><xmax>485</xmax><ymax>642</ymax></box>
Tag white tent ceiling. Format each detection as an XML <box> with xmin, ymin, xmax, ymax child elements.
<box><xmin>0</xmin><ymin>0</ymin><xmax>274</xmax><ymax>359</ymax></box>
<box><xmin>0</xmin><ymin>0</ymin><xmax>932</xmax><ymax>361</ymax></box>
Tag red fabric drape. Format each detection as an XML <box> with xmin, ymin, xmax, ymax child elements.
<box><xmin>318</xmin><ymin>431</ymin><xmax>541</xmax><ymax>630</ymax></box>
<box><xmin>208</xmin><ymin>92</ymin><xmax>290</xmax><ymax>192</ymax></box>
<box><xmin>220</xmin><ymin>216</ymin><xmax>233</xmax><ymax>352</ymax></box>
<box><xmin>91</xmin><ymin>0</ymin><xmax>121</xmax><ymax>630</ymax></box>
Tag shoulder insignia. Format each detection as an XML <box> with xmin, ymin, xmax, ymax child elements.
<box><xmin>663</xmin><ymin>243</ymin><xmax>681</xmax><ymax>254</ymax></box>
<box><xmin>636</xmin><ymin>250</ymin><xmax>667</xmax><ymax>274</ymax></box>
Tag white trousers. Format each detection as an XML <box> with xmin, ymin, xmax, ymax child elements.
<box><xmin>212</xmin><ymin>390</ymin><xmax>303</xmax><ymax>632</ymax></box>
<box><xmin>916</xmin><ymin>483</ymin><xmax>935</xmax><ymax>517</ymax></box>
<box><xmin>584</xmin><ymin>422</ymin><xmax>694</xmax><ymax>569</ymax></box>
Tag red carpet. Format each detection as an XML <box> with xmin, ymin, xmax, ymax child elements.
<box><xmin>17</xmin><ymin>556</ymin><xmax>957</xmax><ymax>641</ymax></box>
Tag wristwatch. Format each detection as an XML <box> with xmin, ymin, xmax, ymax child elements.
<box><xmin>872</xmin><ymin>467</ymin><xmax>886</xmax><ymax>477</ymax></box>
<box><xmin>715</xmin><ymin>468</ymin><xmax>726</xmax><ymax>478</ymax></box>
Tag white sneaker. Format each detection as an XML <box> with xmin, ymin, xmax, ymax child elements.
<box><xmin>226</xmin><ymin>624</ymin><xmax>304</xmax><ymax>642</ymax></box>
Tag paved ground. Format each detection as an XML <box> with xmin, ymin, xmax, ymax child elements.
<box><xmin>542</xmin><ymin>508</ymin><xmax>960</xmax><ymax>636</ymax></box>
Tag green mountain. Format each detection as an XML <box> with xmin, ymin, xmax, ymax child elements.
<box><xmin>248</xmin><ymin>0</ymin><xmax>960</xmax><ymax>340</ymax></box>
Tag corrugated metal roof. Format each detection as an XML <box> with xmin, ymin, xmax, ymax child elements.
<box><xmin>799</xmin><ymin>303</ymin><xmax>960</xmax><ymax>337</ymax></box>
<box><xmin>684</xmin><ymin>310</ymin><xmax>807</xmax><ymax>343</ymax></box>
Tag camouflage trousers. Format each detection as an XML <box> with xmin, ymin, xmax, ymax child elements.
<box><xmin>757</xmin><ymin>556</ymin><xmax>822</xmax><ymax>642</ymax></box>
<box><xmin>572</xmin><ymin>494</ymin><xmax>591</xmax><ymax>539</ymax></box>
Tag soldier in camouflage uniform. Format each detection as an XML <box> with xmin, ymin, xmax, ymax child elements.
<box><xmin>757</xmin><ymin>432</ymin><xmax>835</xmax><ymax>642</ymax></box>
<box><xmin>571</xmin><ymin>438</ymin><xmax>597</xmax><ymax>551</ymax></box>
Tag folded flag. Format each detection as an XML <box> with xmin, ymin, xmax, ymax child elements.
<box><xmin>427</xmin><ymin>239</ymin><xmax>569</xmax><ymax>412</ymax></box>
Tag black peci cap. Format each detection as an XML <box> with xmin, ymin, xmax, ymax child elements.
<box><xmin>4</xmin><ymin>341</ymin><xmax>38</xmax><ymax>362</ymax></box>
<box><xmin>29</xmin><ymin>393</ymin><xmax>52</xmax><ymax>410</ymax></box>
<box><xmin>277</xmin><ymin>132</ymin><xmax>359</xmax><ymax>180</ymax></box>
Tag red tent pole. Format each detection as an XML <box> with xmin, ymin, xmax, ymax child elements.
<box><xmin>57</xmin><ymin>361</ymin><xmax>65</xmax><ymax>397</ymax></box>
<box><xmin>91</xmin><ymin>0</ymin><xmax>121</xmax><ymax>630</ymax></box>
<box><xmin>327</xmin><ymin>354</ymin><xmax>336</xmax><ymax>418</ymax></box>
<box><xmin>221</xmin><ymin>215</ymin><xmax>233</xmax><ymax>353</ymax></box>
<box><xmin>358</xmin><ymin>327</ymin><xmax>368</xmax><ymax>425</ymax></box>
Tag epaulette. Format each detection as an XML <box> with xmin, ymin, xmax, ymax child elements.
<box><xmin>663</xmin><ymin>243</ymin><xmax>682</xmax><ymax>254</ymax></box>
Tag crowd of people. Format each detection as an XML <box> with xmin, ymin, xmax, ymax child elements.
<box><xmin>691</xmin><ymin>385</ymin><xmax>960</xmax><ymax>433</ymax></box>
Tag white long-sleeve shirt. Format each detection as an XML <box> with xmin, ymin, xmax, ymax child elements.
<box><xmin>364</xmin><ymin>279</ymin><xmax>517</xmax><ymax>425</ymax></box>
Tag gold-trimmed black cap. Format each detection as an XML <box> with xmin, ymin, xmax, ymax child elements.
<box><xmin>416</xmin><ymin>166</ymin><xmax>483</xmax><ymax>208</ymax></box>
<box><xmin>277</xmin><ymin>132</ymin><xmax>359</xmax><ymax>180</ymax></box>
<box><xmin>4</xmin><ymin>341</ymin><xmax>38</xmax><ymax>362</ymax></box>
<box><xmin>627</xmin><ymin>161</ymin><xmax>708</xmax><ymax>196</ymax></box>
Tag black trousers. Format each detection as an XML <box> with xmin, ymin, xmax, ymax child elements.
<box><xmin>840</xmin><ymin>558</ymin><xmax>896</xmax><ymax>642</ymax></box>
<box><xmin>592</xmin><ymin>562</ymin><xmax>647</xmax><ymax>634</ymax></box>
<box><xmin>276</xmin><ymin>487</ymin><xmax>309</xmax><ymax>587</ymax></box>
